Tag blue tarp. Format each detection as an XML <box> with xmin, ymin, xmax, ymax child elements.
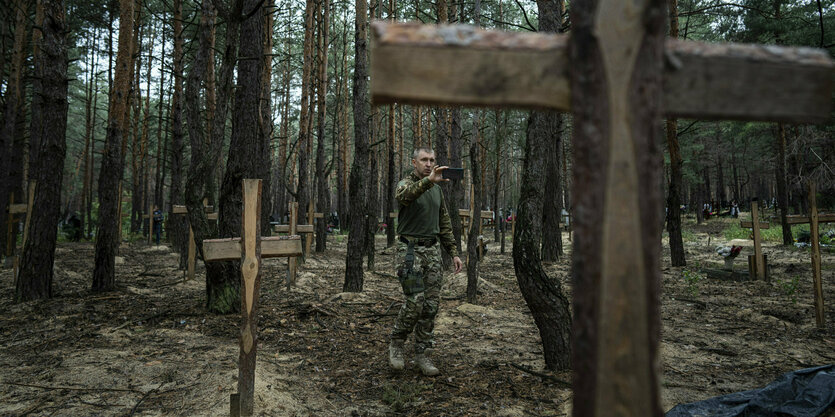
<box><xmin>666</xmin><ymin>365</ymin><xmax>835</xmax><ymax>417</ymax></box>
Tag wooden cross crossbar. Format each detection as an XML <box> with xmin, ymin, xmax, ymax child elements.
<box><xmin>6</xmin><ymin>181</ymin><xmax>36</xmax><ymax>278</ymax></box>
<box><xmin>458</xmin><ymin>209</ymin><xmax>494</xmax><ymax>220</ymax></box>
<box><xmin>202</xmin><ymin>179</ymin><xmax>302</xmax><ymax>416</ymax></box>
<box><xmin>785</xmin><ymin>213</ymin><xmax>835</xmax><ymax>224</ymax></box>
<box><xmin>778</xmin><ymin>182</ymin><xmax>832</xmax><ymax>328</ymax></box>
<box><xmin>170</xmin><ymin>202</ymin><xmax>217</xmax><ymax>280</ymax></box>
<box><xmin>371</xmin><ymin>23</ymin><xmax>833</xmax><ymax>123</ymax></box>
<box><xmin>273</xmin><ymin>224</ymin><xmax>314</xmax><ymax>234</ymax></box>
<box><xmin>740</xmin><ymin>221</ymin><xmax>769</xmax><ymax>229</ymax></box>
<box><xmin>371</xmin><ymin>18</ymin><xmax>833</xmax><ymax>417</ymax></box>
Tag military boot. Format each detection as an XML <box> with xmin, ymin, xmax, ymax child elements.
<box><xmin>415</xmin><ymin>352</ymin><xmax>439</xmax><ymax>376</ymax></box>
<box><xmin>389</xmin><ymin>340</ymin><xmax>405</xmax><ymax>371</ymax></box>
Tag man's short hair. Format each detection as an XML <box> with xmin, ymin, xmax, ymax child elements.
<box><xmin>412</xmin><ymin>147</ymin><xmax>435</xmax><ymax>159</ymax></box>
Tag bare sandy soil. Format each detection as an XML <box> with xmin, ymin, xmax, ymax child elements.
<box><xmin>1</xmin><ymin>215</ymin><xmax>833</xmax><ymax>416</ymax></box>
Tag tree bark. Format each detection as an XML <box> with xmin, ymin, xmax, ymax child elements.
<box><xmin>0</xmin><ymin>0</ymin><xmax>28</xmax><ymax>257</ymax></box>
<box><xmin>665</xmin><ymin>0</ymin><xmax>685</xmax><ymax>267</ymax></box>
<box><xmin>510</xmin><ymin>0</ymin><xmax>571</xmax><ymax>371</ymax></box>
<box><xmin>209</xmin><ymin>0</ymin><xmax>267</xmax><ymax>314</ymax></box>
<box><xmin>775</xmin><ymin>122</ymin><xmax>792</xmax><ymax>245</ymax></box>
<box><xmin>16</xmin><ymin>0</ymin><xmax>67</xmax><ymax>301</ymax></box>
<box><xmin>466</xmin><ymin>140</ymin><xmax>481</xmax><ymax>303</ymax></box>
<box><xmin>296</xmin><ymin>0</ymin><xmax>316</xmax><ymax>228</ymax></box>
<box><xmin>168</xmin><ymin>0</ymin><xmax>188</xmax><ymax>266</ymax></box>
<box><xmin>315</xmin><ymin>0</ymin><xmax>331</xmax><ymax>252</ymax></box>
<box><xmin>92</xmin><ymin>0</ymin><xmax>134</xmax><ymax>292</ymax></box>
<box><xmin>343</xmin><ymin>0</ymin><xmax>369</xmax><ymax>292</ymax></box>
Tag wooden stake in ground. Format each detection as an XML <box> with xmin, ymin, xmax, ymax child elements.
<box><xmin>273</xmin><ymin>202</ymin><xmax>310</xmax><ymax>288</ymax></box>
<box><xmin>370</xmin><ymin>16</ymin><xmax>833</xmax><ymax>416</ymax></box>
<box><xmin>201</xmin><ymin>179</ymin><xmax>302</xmax><ymax>417</ymax></box>
<box><xmin>745</xmin><ymin>198</ymin><xmax>767</xmax><ymax>280</ymax></box>
<box><xmin>782</xmin><ymin>181</ymin><xmax>834</xmax><ymax>328</ymax></box>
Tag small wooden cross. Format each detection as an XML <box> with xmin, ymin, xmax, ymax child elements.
<box><xmin>273</xmin><ymin>202</ymin><xmax>313</xmax><ymax>288</ymax></box>
<box><xmin>171</xmin><ymin>202</ymin><xmax>216</xmax><ymax>280</ymax></box>
<box><xmin>741</xmin><ymin>198</ymin><xmax>768</xmax><ymax>280</ymax></box>
<box><xmin>782</xmin><ymin>182</ymin><xmax>832</xmax><ymax>328</ymax></box>
<box><xmin>5</xmin><ymin>181</ymin><xmax>36</xmax><ymax>277</ymax></box>
<box><xmin>201</xmin><ymin>179</ymin><xmax>302</xmax><ymax>417</ymax></box>
<box><xmin>371</xmin><ymin>12</ymin><xmax>833</xmax><ymax>416</ymax></box>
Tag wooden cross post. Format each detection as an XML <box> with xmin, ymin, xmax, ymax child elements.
<box><xmin>273</xmin><ymin>202</ymin><xmax>312</xmax><ymax>288</ymax></box>
<box><xmin>370</xmin><ymin>14</ymin><xmax>833</xmax><ymax>416</ymax></box>
<box><xmin>305</xmin><ymin>201</ymin><xmax>324</xmax><ymax>255</ymax></box>
<box><xmin>171</xmin><ymin>202</ymin><xmax>215</xmax><ymax>280</ymax></box>
<box><xmin>6</xmin><ymin>181</ymin><xmax>36</xmax><ymax>276</ymax></box>
<box><xmin>201</xmin><ymin>179</ymin><xmax>302</xmax><ymax>416</ymax></box>
<box><xmin>742</xmin><ymin>198</ymin><xmax>768</xmax><ymax>280</ymax></box>
<box><xmin>784</xmin><ymin>181</ymin><xmax>834</xmax><ymax>328</ymax></box>
<box><xmin>458</xmin><ymin>208</ymin><xmax>493</xmax><ymax>241</ymax></box>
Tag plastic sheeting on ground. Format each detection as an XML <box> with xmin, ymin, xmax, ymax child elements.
<box><xmin>666</xmin><ymin>365</ymin><xmax>835</xmax><ymax>417</ymax></box>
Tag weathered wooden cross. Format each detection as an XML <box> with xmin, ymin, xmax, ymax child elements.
<box><xmin>740</xmin><ymin>198</ymin><xmax>770</xmax><ymax>280</ymax></box>
<box><xmin>272</xmin><ymin>201</ymin><xmax>314</xmax><ymax>287</ymax></box>
<box><xmin>171</xmin><ymin>201</ymin><xmax>217</xmax><ymax>280</ymax></box>
<box><xmin>371</xmin><ymin>6</ymin><xmax>832</xmax><ymax>415</ymax></box>
<box><xmin>4</xmin><ymin>181</ymin><xmax>36</xmax><ymax>276</ymax></box>
<box><xmin>783</xmin><ymin>181</ymin><xmax>833</xmax><ymax>328</ymax></box>
<box><xmin>201</xmin><ymin>179</ymin><xmax>303</xmax><ymax>416</ymax></box>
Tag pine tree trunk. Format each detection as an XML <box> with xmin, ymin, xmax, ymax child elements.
<box><xmin>466</xmin><ymin>140</ymin><xmax>481</xmax><ymax>303</ymax></box>
<box><xmin>315</xmin><ymin>0</ymin><xmax>331</xmax><ymax>252</ymax></box>
<box><xmin>510</xmin><ymin>0</ymin><xmax>571</xmax><ymax>371</ymax></box>
<box><xmin>665</xmin><ymin>0</ymin><xmax>685</xmax><ymax>267</ymax></box>
<box><xmin>0</xmin><ymin>0</ymin><xmax>28</xmax><ymax>258</ymax></box>
<box><xmin>16</xmin><ymin>0</ymin><xmax>67</xmax><ymax>301</ymax></box>
<box><xmin>92</xmin><ymin>0</ymin><xmax>134</xmax><ymax>292</ymax></box>
<box><xmin>296</xmin><ymin>0</ymin><xmax>316</xmax><ymax>228</ymax></box>
<box><xmin>343</xmin><ymin>0</ymin><xmax>369</xmax><ymax>292</ymax></box>
<box><xmin>204</xmin><ymin>0</ymin><xmax>241</xmax><ymax>313</ymax></box>
<box><xmin>210</xmin><ymin>0</ymin><xmax>266</xmax><ymax>313</ymax></box>
<box><xmin>775</xmin><ymin>122</ymin><xmax>792</xmax><ymax>245</ymax></box>
<box><xmin>168</xmin><ymin>0</ymin><xmax>187</xmax><ymax>266</ymax></box>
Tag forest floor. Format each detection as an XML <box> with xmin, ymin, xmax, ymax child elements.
<box><xmin>1</xmin><ymin>214</ymin><xmax>834</xmax><ymax>416</ymax></box>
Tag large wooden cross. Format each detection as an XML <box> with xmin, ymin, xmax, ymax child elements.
<box><xmin>370</xmin><ymin>6</ymin><xmax>833</xmax><ymax>416</ymax></box>
<box><xmin>201</xmin><ymin>179</ymin><xmax>302</xmax><ymax>416</ymax></box>
<box><xmin>784</xmin><ymin>181</ymin><xmax>833</xmax><ymax>328</ymax></box>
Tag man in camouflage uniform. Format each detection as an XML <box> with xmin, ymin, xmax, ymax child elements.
<box><xmin>389</xmin><ymin>147</ymin><xmax>463</xmax><ymax>376</ymax></box>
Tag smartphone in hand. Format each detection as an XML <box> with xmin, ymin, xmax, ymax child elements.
<box><xmin>442</xmin><ymin>167</ymin><xmax>464</xmax><ymax>180</ymax></box>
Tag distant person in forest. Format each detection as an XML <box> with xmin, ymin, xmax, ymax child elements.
<box><xmin>389</xmin><ymin>147</ymin><xmax>463</xmax><ymax>376</ymax></box>
<box><xmin>65</xmin><ymin>214</ymin><xmax>82</xmax><ymax>242</ymax></box>
<box><xmin>152</xmin><ymin>205</ymin><xmax>163</xmax><ymax>244</ymax></box>
<box><xmin>730</xmin><ymin>200</ymin><xmax>740</xmax><ymax>218</ymax></box>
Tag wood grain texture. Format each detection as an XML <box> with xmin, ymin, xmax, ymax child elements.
<box><xmin>238</xmin><ymin>179</ymin><xmax>262</xmax><ymax>417</ymax></box>
<box><xmin>171</xmin><ymin>204</ymin><xmax>213</xmax><ymax>214</ymax></box>
<box><xmin>808</xmin><ymin>182</ymin><xmax>824</xmax><ymax>328</ymax></box>
<box><xmin>273</xmin><ymin>224</ymin><xmax>314</xmax><ymax>233</ymax></box>
<box><xmin>750</xmin><ymin>199</ymin><xmax>765</xmax><ymax>280</ymax></box>
<box><xmin>370</xmin><ymin>23</ymin><xmax>833</xmax><ymax>123</ymax></box>
<box><xmin>8</xmin><ymin>204</ymin><xmax>28</xmax><ymax>214</ymax></box>
<box><xmin>740</xmin><ymin>221</ymin><xmax>770</xmax><ymax>229</ymax></box>
<box><xmin>785</xmin><ymin>213</ymin><xmax>835</xmax><ymax>224</ymax></box>
<box><xmin>202</xmin><ymin>236</ymin><xmax>302</xmax><ymax>261</ymax></box>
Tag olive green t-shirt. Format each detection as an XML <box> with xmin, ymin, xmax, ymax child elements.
<box><xmin>394</xmin><ymin>172</ymin><xmax>458</xmax><ymax>257</ymax></box>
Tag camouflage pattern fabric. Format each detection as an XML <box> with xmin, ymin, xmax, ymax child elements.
<box><xmin>390</xmin><ymin>239</ymin><xmax>443</xmax><ymax>353</ymax></box>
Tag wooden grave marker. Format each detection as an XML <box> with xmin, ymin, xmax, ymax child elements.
<box><xmin>5</xmin><ymin>181</ymin><xmax>36</xmax><ymax>277</ymax></box>
<box><xmin>273</xmin><ymin>202</ymin><xmax>307</xmax><ymax>288</ymax></box>
<box><xmin>202</xmin><ymin>179</ymin><xmax>302</xmax><ymax>416</ymax></box>
<box><xmin>370</xmin><ymin>14</ymin><xmax>833</xmax><ymax>416</ymax></box>
<box><xmin>782</xmin><ymin>182</ymin><xmax>832</xmax><ymax>328</ymax></box>
<box><xmin>740</xmin><ymin>198</ymin><xmax>769</xmax><ymax>280</ymax></box>
<box><xmin>171</xmin><ymin>202</ymin><xmax>215</xmax><ymax>280</ymax></box>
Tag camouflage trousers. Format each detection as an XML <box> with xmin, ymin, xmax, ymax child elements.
<box><xmin>390</xmin><ymin>240</ymin><xmax>443</xmax><ymax>353</ymax></box>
